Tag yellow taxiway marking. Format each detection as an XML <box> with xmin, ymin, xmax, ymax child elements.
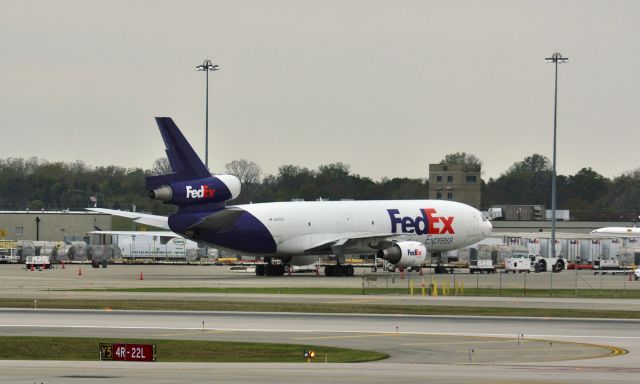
<box><xmin>401</xmin><ymin>339</ymin><xmax>522</xmax><ymax>346</ymax></box>
<box><xmin>296</xmin><ymin>333</ymin><xmax>405</xmax><ymax>341</ymax></box>
<box><xmin>456</xmin><ymin>346</ymin><xmax>600</xmax><ymax>353</ymax></box>
<box><xmin>156</xmin><ymin>330</ymin><xmax>235</xmax><ymax>337</ymax></box>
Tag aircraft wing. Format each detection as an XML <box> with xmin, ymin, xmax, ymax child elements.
<box><xmin>88</xmin><ymin>230</ymin><xmax>181</xmax><ymax>238</ymax></box>
<box><xmin>185</xmin><ymin>207</ymin><xmax>245</xmax><ymax>233</ymax></box>
<box><xmin>303</xmin><ymin>233</ymin><xmax>407</xmax><ymax>254</ymax></box>
<box><xmin>86</xmin><ymin>208</ymin><xmax>170</xmax><ymax>230</ymax></box>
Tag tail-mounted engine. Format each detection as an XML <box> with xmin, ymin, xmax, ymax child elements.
<box><xmin>148</xmin><ymin>175</ymin><xmax>241</xmax><ymax>206</ymax></box>
<box><xmin>377</xmin><ymin>241</ymin><xmax>427</xmax><ymax>267</ymax></box>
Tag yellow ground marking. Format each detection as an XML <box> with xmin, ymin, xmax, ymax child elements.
<box><xmin>455</xmin><ymin>346</ymin><xmax>601</xmax><ymax>353</ymax></box>
<box><xmin>401</xmin><ymin>339</ymin><xmax>525</xmax><ymax>346</ymax></box>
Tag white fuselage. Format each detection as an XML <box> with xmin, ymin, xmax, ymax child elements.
<box><xmin>236</xmin><ymin>200</ymin><xmax>492</xmax><ymax>257</ymax></box>
<box><xmin>592</xmin><ymin>227</ymin><xmax>640</xmax><ymax>235</ymax></box>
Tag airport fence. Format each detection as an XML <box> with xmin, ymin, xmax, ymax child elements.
<box><xmin>359</xmin><ymin>270</ymin><xmax>640</xmax><ymax>298</ymax></box>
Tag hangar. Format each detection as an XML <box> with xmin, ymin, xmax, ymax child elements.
<box><xmin>0</xmin><ymin>211</ymin><xmax>111</xmax><ymax>242</ymax></box>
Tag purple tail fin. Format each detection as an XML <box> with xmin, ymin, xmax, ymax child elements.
<box><xmin>146</xmin><ymin>117</ymin><xmax>211</xmax><ymax>190</ymax></box>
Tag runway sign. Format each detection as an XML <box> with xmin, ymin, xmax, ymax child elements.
<box><xmin>99</xmin><ymin>343</ymin><xmax>156</xmax><ymax>362</ymax></box>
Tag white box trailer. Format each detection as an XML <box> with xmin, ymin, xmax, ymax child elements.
<box><xmin>505</xmin><ymin>254</ymin><xmax>535</xmax><ymax>273</ymax></box>
<box><xmin>469</xmin><ymin>259</ymin><xmax>496</xmax><ymax>274</ymax></box>
<box><xmin>25</xmin><ymin>256</ymin><xmax>51</xmax><ymax>269</ymax></box>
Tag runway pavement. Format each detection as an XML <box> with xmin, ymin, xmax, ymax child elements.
<box><xmin>2</xmin><ymin>264</ymin><xmax>640</xmax><ymax>383</ymax></box>
<box><xmin>0</xmin><ymin>309</ymin><xmax>639</xmax><ymax>383</ymax></box>
<box><xmin>4</xmin><ymin>360</ymin><xmax>640</xmax><ymax>384</ymax></box>
<box><xmin>1</xmin><ymin>264</ymin><xmax>639</xmax><ymax>292</ymax></box>
<box><xmin>2</xmin><ymin>264</ymin><xmax>640</xmax><ymax>312</ymax></box>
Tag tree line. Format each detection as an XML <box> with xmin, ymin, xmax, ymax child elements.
<box><xmin>0</xmin><ymin>153</ymin><xmax>638</xmax><ymax>221</ymax></box>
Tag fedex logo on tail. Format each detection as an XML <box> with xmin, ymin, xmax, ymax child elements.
<box><xmin>387</xmin><ymin>208</ymin><xmax>455</xmax><ymax>235</ymax></box>
<box><xmin>186</xmin><ymin>185</ymin><xmax>216</xmax><ymax>199</ymax></box>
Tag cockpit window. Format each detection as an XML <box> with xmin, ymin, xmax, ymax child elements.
<box><xmin>481</xmin><ymin>212</ymin><xmax>489</xmax><ymax>222</ymax></box>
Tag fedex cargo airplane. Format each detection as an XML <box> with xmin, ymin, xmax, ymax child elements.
<box><xmin>91</xmin><ymin>117</ymin><xmax>492</xmax><ymax>276</ymax></box>
<box><xmin>591</xmin><ymin>227</ymin><xmax>640</xmax><ymax>235</ymax></box>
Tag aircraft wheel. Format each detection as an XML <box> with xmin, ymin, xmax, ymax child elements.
<box><xmin>345</xmin><ymin>265</ymin><xmax>354</xmax><ymax>276</ymax></box>
<box><xmin>255</xmin><ymin>265</ymin><xmax>265</xmax><ymax>276</ymax></box>
<box><xmin>371</xmin><ymin>266</ymin><xmax>377</xmax><ymax>273</ymax></box>
<box><xmin>265</xmin><ymin>264</ymin><xmax>276</xmax><ymax>276</ymax></box>
<box><xmin>276</xmin><ymin>264</ymin><xmax>285</xmax><ymax>276</ymax></box>
<box><xmin>333</xmin><ymin>266</ymin><xmax>345</xmax><ymax>277</ymax></box>
<box><xmin>324</xmin><ymin>265</ymin><xmax>335</xmax><ymax>277</ymax></box>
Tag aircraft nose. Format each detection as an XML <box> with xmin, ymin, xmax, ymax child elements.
<box><xmin>484</xmin><ymin>220</ymin><xmax>493</xmax><ymax>235</ymax></box>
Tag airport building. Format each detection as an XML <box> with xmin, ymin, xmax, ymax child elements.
<box><xmin>428</xmin><ymin>163</ymin><xmax>481</xmax><ymax>209</ymax></box>
<box><xmin>0</xmin><ymin>211</ymin><xmax>112</xmax><ymax>242</ymax></box>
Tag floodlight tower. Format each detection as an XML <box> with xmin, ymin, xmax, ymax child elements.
<box><xmin>545</xmin><ymin>52</ymin><xmax>569</xmax><ymax>258</ymax></box>
<box><xmin>196</xmin><ymin>59</ymin><xmax>219</xmax><ymax>169</ymax></box>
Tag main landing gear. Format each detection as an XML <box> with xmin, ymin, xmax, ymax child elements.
<box><xmin>324</xmin><ymin>264</ymin><xmax>354</xmax><ymax>277</ymax></box>
<box><xmin>255</xmin><ymin>258</ymin><xmax>285</xmax><ymax>276</ymax></box>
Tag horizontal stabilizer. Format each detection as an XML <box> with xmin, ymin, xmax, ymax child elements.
<box><xmin>86</xmin><ymin>208</ymin><xmax>170</xmax><ymax>230</ymax></box>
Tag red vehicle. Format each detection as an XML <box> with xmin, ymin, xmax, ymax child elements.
<box><xmin>567</xmin><ymin>262</ymin><xmax>594</xmax><ymax>270</ymax></box>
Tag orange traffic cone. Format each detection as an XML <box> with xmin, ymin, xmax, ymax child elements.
<box><xmin>30</xmin><ymin>263</ymin><xmax>34</xmax><ymax>272</ymax></box>
<box><xmin>77</xmin><ymin>267</ymin><xmax>82</xmax><ymax>276</ymax></box>
<box><xmin>419</xmin><ymin>268</ymin><xmax>424</xmax><ymax>276</ymax></box>
<box><xmin>139</xmin><ymin>271</ymin><xmax>144</xmax><ymax>280</ymax></box>
<box><xmin>288</xmin><ymin>266</ymin><xmax>292</xmax><ymax>276</ymax></box>
<box><xmin>61</xmin><ymin>260</ymin><xmax>65</xmax><ymax>269</ymax></box>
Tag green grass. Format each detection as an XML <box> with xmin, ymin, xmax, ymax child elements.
<box><xmin>460</xmin><ymin>287</ymin><xmax>640</xmax><ymax>299</ymax></box>
<box><xmin>74</xmin><ymin>286</ymin><xmax>640</xmax><ymax>299</ymax></box>
<box><xmin>0</xmin><ymin>336</ymin><xmax>387</xmax><ymax>362</ymax></box>
<box><xmin>3</xmin><ymin>298</ymin><xmax>640</xmax><ymax>319</ymax></box>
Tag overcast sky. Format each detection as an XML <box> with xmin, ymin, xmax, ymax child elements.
<box><xmin>1</xmin><ymin>0</ymin><xmax>638</xmax><ymax>181</ymax></box>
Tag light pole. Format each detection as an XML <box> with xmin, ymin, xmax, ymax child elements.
<box><xmin>545</xmin><ymin>52</ymin><xmax>568</xmax><ymax>258</ymax></box>
<box><xmin>196</xmin><ymin>59</ymin><xmax>219</xmax><ymax>169</ymax></box>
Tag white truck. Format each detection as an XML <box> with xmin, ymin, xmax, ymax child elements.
<box><xmin>0</xmin><ymin>248</ymin><xmax>19</xmax><ymax>263</ymax></box>
<box><xmin>533</xmin><ymin>257</ymin><xmax>566</xmax><ymax>273</ymax></box>
<box><xmin>25</xmin><ymin>256</ymin><xmax>51</xmax><ymax>269</ymax></box>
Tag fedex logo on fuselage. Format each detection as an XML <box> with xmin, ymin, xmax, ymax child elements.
<box><xmin>186</xmin><ymin>185</ymin><xmax>216</xmax><ymax>199</ymax></box>
<box><xmin>387</xmin><ymin>208</ymin><xmax>455</xmax><ymax>235</ymax></box>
